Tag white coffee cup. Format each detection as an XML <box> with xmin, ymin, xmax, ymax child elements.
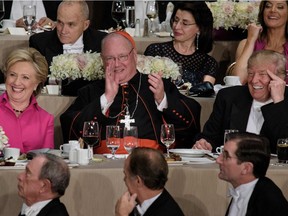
<box><xmin>69</xmin><ymin>146</ymin><xmax>79</xmax><ymax>163</ymax></box>
<box><xmin>223</xmin><ymin>76</ymin><xmax>241</xmax><ymax>86</ymax></box>
<box><xmin>59</xmin><ymin>143</ymin><xmax>71</xmax><ymax>155</ymax></box>
<box><xmin>77</xmin><ymin>149</ymin><xmax>91</xmax><ymax>165</ymax></box>
<box><xmin>216</xmin><ymin>145</ymin><xmax>224</xmax><ymax>154</ymax></box>
<box><xmin>4</xmin><ymin>147</ymin><xmax>20</xmax><ymax>160</ymax></box>
<box><xmin>0</xmin><ymin>19</ymin><xmax>16</xmax><ymax>29</ymax></box>
<box><xmin>46</xmin><ymin>85</ymin><xmax>60</xmax><ymax>95</ymax></box>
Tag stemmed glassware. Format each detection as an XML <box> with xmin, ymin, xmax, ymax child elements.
<box><xmin>125</xmin><ymin>6</ymin><xmax>135</xmax><ymax>28</ymax></box>
<box><xmin>0</xmin><ymin>0</ymin><xmax>4</xmax><ymax>23</ymax></box>
<box><xmin>146</xmin><ymin>0</ymin><xmax>158</xmax><ymax>35</ymax></box>
<box><xmin>106</xmin><ymin>125</ymin><xmax>121</xmax><ymax>160</ymax></box>
<box><xmin>23</xmin><ymin>5</ymin><xmax>36</xmax><ymax>35</ymax></box>
<box><xmin>111</xmin><ymin>1</ymin><xmax>126</xmax><ymax>29</ymax></box>
<box><xmin>82</xmin><ymin>121</ymin><xmax>100</xmax><ymax>160</ymax></box>
<box><xmin>123</xmin><ymin>126</ymin><xmax>138</xmax><ymax>154</ymax></box>
<box><xmin>160</xmin><ymin>124</ymin><xmax>175</xmax><ymax>158</ymax></box>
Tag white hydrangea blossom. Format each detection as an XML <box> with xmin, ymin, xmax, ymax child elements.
<box><xmin>50</xmin><ymin>52</ymin><xmax>180</xmax><ymax>81</ymax></box>
<box><xmin>0</xmin><ymin>127</ymin><xmax>9</xmax><ymax>150</ymax></box>
<box><xmin>207</xmin><ymin>1</ymin><xmax>260</xmax><ymax>30</ymax></box>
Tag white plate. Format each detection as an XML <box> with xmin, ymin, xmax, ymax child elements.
<box><xmin>103</xmin><ymin>154</ymin><xmax>128</xmax><ymax>159</ymax></box>
<box><xmin>183</xmin><ymin>157</ymin><xmax>215</xmax><ymax>164</ymax></box>
<box><xmin>167</xmin><ymin>161</ymin><xmax>187</xmax><ymax>165</ymax></box>
<box><xmin>169</xmin><ymin>149</ymin><xmax>211</xmax><ymax>158</ymax></box>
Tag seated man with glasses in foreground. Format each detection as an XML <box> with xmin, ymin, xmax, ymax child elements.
<box><xmin>60</xmin><ymin>31</ymin><xmax>201</xmax><ymax>153</ymax></box>
<box><xmin>216</xmin><ymin>132</ymin><xmax>288</xmax><ymax>216</ymax></box>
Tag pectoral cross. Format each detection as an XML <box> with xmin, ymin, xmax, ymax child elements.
<box><xmin>120</xmin><ymin>109</ymin><xmax>135</xmax><ymax>130</ymax></box>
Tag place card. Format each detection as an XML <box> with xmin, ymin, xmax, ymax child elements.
<box><xmin>7</xmin><ymin>27</ymin><xmax>27</xmax><ymax>35</ymax></box>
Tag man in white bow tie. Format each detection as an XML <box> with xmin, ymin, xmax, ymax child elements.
<box><xmin>216</xmin><ymin>132</ymin><xmax>288</xmax><ymax>216</ymax></box>
<box><xmin>115</xmin><ymin>147</ymin><xmax>184</xmax><ymax>216</ymax></box>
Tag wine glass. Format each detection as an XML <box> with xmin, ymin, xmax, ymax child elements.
<box><xmin>146</xmin><ymin>1</ymin><xmax>158</xmax><ymax>35</ymax></box>
<box><xmin>111</xmin><ymin>1</ymin><xmax>126</xmax><ymax>29</ymax></box>
<box><xmin>277</xmin><ymin>138</ymin><xmax>288</xmax><ymax>164</ymax></box>
<box><xmin>0</xmin><ymin>0</ymin><xmax>4</xmax><ymax>23</ymax></box>
<box><xmin>106</xmin><ymin>125</ymin><xmax>121</xmax><ymax>160</ymax></box>
<box><xmin>125</xmin><ymin>6</ymin><xmax>135</xmax><ymax>28</ymax></box>
<box><xmin>23</xmin><ymin>5</ymin><xmax>36</xmax><ymax>35</ymax></box>
<box><xmin>82</xmin><ymin>121</ymin><xmax>100</xmax><ymax>160</ymax></box>
<box><xmin>123</xmin><ymin>126</ymin><xmax>138</xmax><ymax>154</ymax></box>
<box><xmin>160</xmin><ymin>124</ymin><xmax>175</xmax><ymax>158</ymax></box>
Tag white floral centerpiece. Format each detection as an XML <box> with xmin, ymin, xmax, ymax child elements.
<box><xmin>206</xmin><ymin>0</ymin><xmax>260</xmax><ymax>30</ymax></box>
<box><xmin>50</xmin><ymin>52</ymin><xmax>180</xmax><ymax>81</ymax></box>
<box><xmin>0</xmin><ymin>126</ymin><xmax>9</xmax><ymax>150</ymax></box>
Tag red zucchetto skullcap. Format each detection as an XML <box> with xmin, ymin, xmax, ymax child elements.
<box><xmin>113</xmin><ymin>30</ymin><xmax>136</xmax><ymax>49</ymax></box>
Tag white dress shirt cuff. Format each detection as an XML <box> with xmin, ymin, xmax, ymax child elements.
<box><xmin>155</xmin><ymin>93</ymin><xmax>168</xmax><ymax>112</ymax></box>
<box><xmin>100</xmin><ymin>94</ymin><xmax>113</xmax><ymax>115</ymax></box>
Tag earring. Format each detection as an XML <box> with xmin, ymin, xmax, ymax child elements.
<box><xmin>196</xmin><ymin>32</ymin><xmax>200</xmax><ymax>50</ymax></box>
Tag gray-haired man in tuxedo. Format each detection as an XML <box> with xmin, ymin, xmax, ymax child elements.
<box><xmin>18</xmin><ymin>153</ymin><xmax>70</xmax><ymax>216</ymax></box>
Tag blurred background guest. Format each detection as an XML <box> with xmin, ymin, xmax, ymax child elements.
<box><xmin>18</xmin><ymin>153</ymin><xmax>70</xmax><ymax>216</ymax></box>
<box><xmin>216</xmin><ymin>132</ymin><xmax>288</xmax><ymax>216</ymax></box>
<box><xmin>0</xmin><ymin>48</ymin><xmax>54</xmax><ymax>153</ymax></box>
<box><xmin>144</xmin><ymin>1</ymin><xmax>218</xmax><ymax>86</ymax></box>
<box><xmin>29</xmin><ymin>0</ymin><xmax>107</xmax><ymax>96</ymax></box>
<box><xmin>115</xmin><ymin>147</ymin><xmax>184</xmax><ymax>216</ymax></box>
<box><xmin>232</xmin><ymin>0</ymin><xmax>288</xmax><ymax>84</ymax></box>
<box><xmin>3</xmin><ymin>0</ymin><xmax>61</xmax><ymax>29</ymax></box>
<box><xmin>193</xmin><ymin>50</ymin><xmax>288</xmax><ymax>154</ymax></box>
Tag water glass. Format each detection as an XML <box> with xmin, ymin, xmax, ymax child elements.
<box><xmin>125</xmin><ymin>6</ymin><xmax>135</xmax><ymax>28</ymax></box>
<box><xmin>277</xmin><ymin>138</ymin><xmax>288</xmax><ymax>163</ymax></box>
<box><xmin>23</xmin><ymin>5</ymin><xmax>36</xmax><ymax>35</ymax></box>
<box><xmin>123</xmin><ymin>126</ymin><xmax>138</xmax><ymax>154</ymax></box>
<box><xmin>106</xmin><ymin>125</ymin><xmax>121</xmax><ymax>159</ymax></box>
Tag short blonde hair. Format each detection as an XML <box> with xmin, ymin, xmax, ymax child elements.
<box><xmin>248</xmin><ymin>50</ymin><xmax>287</xmax><ymax>79</ymax></box>
<box><xmin>3</xmin><ymin>48</ymin><xmax>48</xmax><ymax>95</ymax></box>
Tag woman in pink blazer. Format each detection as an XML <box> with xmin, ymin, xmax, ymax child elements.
<box><xmin>0</xmin><ymin>48</ymin><xmax>54</xmax><ymax>153</ymax></box>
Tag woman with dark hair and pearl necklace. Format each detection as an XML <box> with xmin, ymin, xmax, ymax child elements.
<box><xmin>0</xmin><ymin>48</ymin><xmax>54</xmax><ymax>153</ymax></box>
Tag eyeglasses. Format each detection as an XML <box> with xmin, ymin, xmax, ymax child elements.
<box><xmin>221</xmin><ymin>150</ymin><xmax>238</xmax><ymax>161</ymax></box>
<box><xmin>172</xmin><ymin>19</ymin><xmax>196</xmax><ymax>28</ymax></box>
<box><xmin>103</xmin><ymin>48</ymin><xmax>134</xmax><ymax>63</ymax></box>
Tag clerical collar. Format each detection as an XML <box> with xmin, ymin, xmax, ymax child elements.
<box><xmin>63</xmin><ymin>34</ymin><xmax>84</xmax><ymax>54</ymax></box>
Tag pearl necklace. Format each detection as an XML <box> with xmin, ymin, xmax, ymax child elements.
<box><xmin>13</xmin><ymin>108</ymin><xmax>25</xmax><ymax>113</ymax></box>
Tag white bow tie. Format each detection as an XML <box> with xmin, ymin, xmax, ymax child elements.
<box><xmin>228</xmin><ymin>187</ymin><xmax>240</xmax><ymax>200</ymax></box>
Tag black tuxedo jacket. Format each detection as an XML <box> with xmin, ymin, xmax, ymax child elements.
<box><xmin>29</xmin><ymin>27</ymin><xmax>106</xmax><ymax>96</ymax></box>
<box><xmin>129</xmin><ymin>189</ymin><xmax>184</xmax><ymax>216</ymax></box>
<box><xmin>225</xmin><ymin>177</ymin><xmax>288</xmax><ymax>216</ymax></box>
<box><xmin>198</xmin><ymin>86</ymin><xmax>288</xmax><ymax>153</ymax></box>
<box><xmin>4</xmin><ymin>0</ymin><xmax>61</xmax><ymax>20</ymax></box>
<box><xmin>18</xmin><ymin>198</ymin><xmax>69</xmax><ymax>216</ymax></box>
